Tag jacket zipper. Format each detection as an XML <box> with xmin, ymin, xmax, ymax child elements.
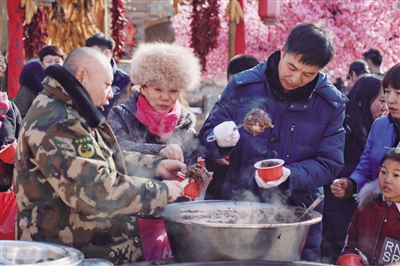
<box><xmin>286</xmin><ymin>124</ymin><xmax>295</xmax><ymax>157</ymax></box>
<box><xmin>371</xmin><ymin>204</ymin><xmax>390</xmax><ymax>265</ymax></box>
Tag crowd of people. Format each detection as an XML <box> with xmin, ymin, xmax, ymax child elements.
<box><xmin>0</xmin><ymin>23</ymin><xmax>399</xmax><ymax>265</ymax></box>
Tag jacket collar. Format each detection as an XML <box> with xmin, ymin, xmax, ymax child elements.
<box><xmin>43</xmin><ymin>64</ymin><xmax>105</xmax><ymax>128</ymax></box>
<box><xmin>110</xmin><ymin>58</ymin><xmax>117</xmax><ymax>75</ymax></box>
<box><xmin>265</xmin><ymin>50</ymin><xmax>318</xmax><ymax>101</ymax></box>
<box><xmin>232</xmin><ymin>51</ymin><xmax>348</xmax><ymax>107</ymax></box>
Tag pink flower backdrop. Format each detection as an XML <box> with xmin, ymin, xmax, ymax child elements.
<box><xmin>172</xmin><ymin>0</ymin><xmax>400</xmax><ymax>83</ymax></box>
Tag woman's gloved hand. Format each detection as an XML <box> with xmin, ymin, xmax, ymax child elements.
<box><xmin>255</xmin><ymin>167</ymin><xmax>291</xmax><ymax>188</ymax></box>
<box><xmin>213</xmin><ymin>121</ymin><xmax>240</xmax><ymax>147</ymax></box>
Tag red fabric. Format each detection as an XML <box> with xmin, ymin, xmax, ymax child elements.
<box><xmin>235</xmin><ymin>0</ymin><xmax>246</xmax><ymax>55</ymax></box>
<box><xmin>138</xmin><ymin>218</ymin><xmax>173</xmax><ymax>261</ymax></box>
<box><xmin>340</xmin><ymin>199</ymin><xmax>400</xmax><ymax>265</ymax></box>
<box><xmin>0</xmin><ymin>191</ymin><xmax>17</xmax><ymax>240</ymax></box>
<box><xmin>0</xmin><ymin>91</ymin><xmax>10</xmax><ymax>118</ymax></box>
<box><xmin>7</xmin><ymin>0</ymin><xmax>24</xmax><ymax>98</ymax></box>
<box><xmin>136</xmin><ymin>94</ymin><xmax>181</xmax><ymax>139</ymax></box>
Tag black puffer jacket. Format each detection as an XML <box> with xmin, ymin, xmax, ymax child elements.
<box><xmin>14</xmin><ymin>60</ymin><xmax>44</xmax><ymax>118</ymax></box>
<box><xmin>108</xmin><ymin>86</ymin><xmax>201</xmax><ymax>167</ymax></box>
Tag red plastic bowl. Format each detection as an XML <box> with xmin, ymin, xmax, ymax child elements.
<box><xmin>0</xmin><ymin>140</ymin><xmax>17</xmax><ymax>164</ymax></box>
<box><xmin>336</xmin><ymin>254</ymin><xmax>368</xmax><ymax>266</ymax></box>
<box><xmin>177</xmin><ymin>172</ymin><xmax>186</xmax><ymax>182</ymax></box>
<box><xmin>254</xmin><ymin>159</ymin><xmax>284</xmax><ymax>182</ymax></box>
<box><xmin>183</xmin><ymin>183</ymin><xmax>204</xmax><ymax>200</ymax></box>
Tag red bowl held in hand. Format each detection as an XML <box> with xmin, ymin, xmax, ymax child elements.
<box><xmin>183</xmin><ymin>183</ymin><xmax>204</xmax><ymax>200</ymax></box>
<box><xmin>254</xmin><ymin>159</ymin><xmax>284</xmax><ymax>182</ymax></box>
<box><xmin>0</xmin><ymin>140</ymin><xmax>17</xmax><ymax>164</ymax></box>
<box><xmin>177</xmin><ymin>172</ymin><xmax>186</xmax><ymax>182</ymax></box>
<box><xmin>336</xmin><ymin>254</ymin><xmax>368</xmax><ymax>266</ymax></box>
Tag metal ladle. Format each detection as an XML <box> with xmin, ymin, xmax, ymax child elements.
<box><xmin>297</xmin><ymin>194</ymin><xmax>325</xmax><ymax>222</ymax></box>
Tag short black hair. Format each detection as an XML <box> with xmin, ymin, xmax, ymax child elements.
<box><xmin>285</xmin><ymin>22</ymin><xmax>335</xmax><ymax>69</ymax></box>
<box><xmin>38</xmin><ymin>46</ymin><xmax>64</xmax><ymax>62</ymax></box>
<box><xmin>227</xmin><ymin>54</ymin><xmax>259</xmax><ymax>80</ymax></box>
<box><xmin>85</xmin><ymin>33</ymin><xmax>115</xmax><ymax>51</ymax></box>
<box><xmin>380</xmin><ymin>148</ymin><xmax>400</xmax><ymax>166</ymax></box>
<box><xmin>363</xmin><ymin>49</ymin><xmax>383</xmax><ymax>67</ymax></box>
<box><xmin>382</xmin><ymin>63</ymin><xmax>400</xmax><ymax>90</ymax></box>
<box><xmin>347</xmin><ymin>60</ymin><xmax>370</xmax><ymax>80</ymax></box>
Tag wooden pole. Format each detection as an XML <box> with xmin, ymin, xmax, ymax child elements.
<box><xmin>104</xmin><ymin>0</ymin><xmax>109</xmax><ymax>36</ymax></box>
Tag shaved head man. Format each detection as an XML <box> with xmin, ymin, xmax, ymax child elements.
<box><xmin>63</xmin><ymin>47</ymin><xmax>114</xmax><ymax>110</ymax></box>
<box><xmin>14</xmin><ymin>47</ymin><xmax>186</xmax><ymax>264</ymax></box>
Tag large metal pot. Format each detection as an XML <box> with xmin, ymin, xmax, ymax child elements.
<box><xmin>162</xmin><ymin>200</ymin><xmax>322</xmax><ymax>263</ymax></box>
<box><xmin>0</xmin><ymin>240</ymin><xmax>84</xmax><ymax>265</ymax></box>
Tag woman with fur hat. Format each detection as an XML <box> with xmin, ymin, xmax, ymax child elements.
<box><xmin>107</xmin><ymin>42</ymin><xmax>202</xmax><ymax>261</ymax></box>
<box><xmin>108</xmin><ymin>42</ymin><xmax>202</xmax><ymax>166</ymax></box>
<box><xmin>337</xmin><ymin>148</ymin><xmax>400</xmax><ymax>266</ymax></box>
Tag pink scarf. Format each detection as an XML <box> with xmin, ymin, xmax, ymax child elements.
<box><xmin>136</xmin><ymin>94</ymin><xmax>182</xmax><ymax>139</ymax></box>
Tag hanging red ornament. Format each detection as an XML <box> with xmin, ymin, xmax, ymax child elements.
<box><xmin>258</xmin><ymin>0</ymin><xmax>281</xmax><ymax>25</ymax></box>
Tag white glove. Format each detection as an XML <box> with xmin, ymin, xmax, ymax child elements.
<box><xmin>255</xmin><ymin>167</ymin><xmax>291</xmax><ymax>188</ymax></box>
<box><xmin>213</xmin><ymin>121</ymin><xmax>240</xmax><ymax>147</ymax></box>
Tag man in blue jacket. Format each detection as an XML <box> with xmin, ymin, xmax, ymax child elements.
<box><xmin>199</xmin><ymin>22</ymin><xmax>347</xmax><ymax>262</ymax></box>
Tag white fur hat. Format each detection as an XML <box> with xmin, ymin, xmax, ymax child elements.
<box><xmin>130</xmin><ymin>42</ymin><xmax>201</xmax><ymax>91</ymax></box>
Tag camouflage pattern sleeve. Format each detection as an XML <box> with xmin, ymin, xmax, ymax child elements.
<box><xmin>123</xmin><ymin>151</ymin><xmax>164</xmax><ymax>178</ymax></box>
<box><xmin>22</xmin><ymin>117</ymin><xmax>168</xmax><ymax>218</ymax></box>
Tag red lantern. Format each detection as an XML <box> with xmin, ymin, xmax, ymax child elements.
<box><xmin>258</xmin><ymin>0</ymin><xmax>281</xmax><ymax>24</ymax></box>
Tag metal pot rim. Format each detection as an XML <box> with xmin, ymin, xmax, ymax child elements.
<box><xmin>162</xmin><ymin>200</ymin><xmax>322</xmax><ymax>228</ymax></box>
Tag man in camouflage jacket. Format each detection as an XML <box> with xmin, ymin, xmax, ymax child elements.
<box><xmin>14</xmin><ymin>47</ymin><xmax>185</xmax><ymax>265</ymax></box>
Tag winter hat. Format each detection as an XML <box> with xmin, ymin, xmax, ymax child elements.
<box><xmin>130</xmin><ymin>42</ymin><xmax>201</xmax><ymax>91</ymax></box>
<box><xmin>0</xmin><ymin>91</ymin><xmax>10</xmax><ymax>118</ymax></box>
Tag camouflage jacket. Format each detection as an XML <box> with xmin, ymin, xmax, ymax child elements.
<box><xmin>14</xmin><ymin>65</ymin><xmax>169</xmax><ymax>265</ymax></box>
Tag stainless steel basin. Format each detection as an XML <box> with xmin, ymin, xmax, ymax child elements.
<box><xmin>162</xmin><ymin>200</ymin><xmax>322</xmax><ymax>262</ymax></box>
<box><xmin>0</xmin><ymin>240</ymin><xmax>84</xmax><ymax>265</ymax></box>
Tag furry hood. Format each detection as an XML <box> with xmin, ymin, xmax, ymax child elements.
<box><xmin>356</xmin><ymin>179</ymin><xmax>381</xmax><ymax>208</ymax></box>
<box><xmin>19</xmin><ymin>59</ymin><xmax>45</xmax><ymax>94</ymax></box>
<box><xmin>130</xmin><ymin>42</ymin><xmax>201</xmax><ymax>92</ymax></box>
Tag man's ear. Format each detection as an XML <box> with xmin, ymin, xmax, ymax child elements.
<box><xmin>352</xmin><ymin>70</ymin><xmax>357</xmax><ymax>80</ymax></box>
<box><xmin>75</xmin><ymin>68</ymin><xmax>85</xmax><ymax>83</ymax></box>
<box><xmin>104</xmin><ymin>49</ymin><xmax>112</xmax><ymax>59</ymax></box>
<box><xmin>280</xmin><ymin>43</ymin><xmax>285</xmax><ymax>57</ymax></box>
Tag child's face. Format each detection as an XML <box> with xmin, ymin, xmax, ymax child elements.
<box><xmin>379</xmin><ymin>158</ymin><xmax>400</xmax><ymax>202</ymax></box>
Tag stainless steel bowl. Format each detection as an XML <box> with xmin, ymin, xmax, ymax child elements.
<box><xmin>0</xmin><ymin>240</ymin><xmax>84</xmax><ymax>265</ymax></box>
<box><xmin>162</xmin><ymin>200</ymin><xmax>322</xmax><ymax>262</ymax></box>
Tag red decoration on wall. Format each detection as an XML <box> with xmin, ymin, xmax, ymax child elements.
<box><xmin>258</xmin><ymin>0</ymin><xmax>281</xmax><ymax>24</ymax></box>
<box><xmin>235</xmin><ymin>0</ymin><xmax>245</xmax><ymax>55</ymax></box>
<box><xmin>125</xmin><ymin>22</ymin><xmax>137</xmax><ymax>47</ymax></box>
<box><xmin>7</xmin><ymin>0</ymin><xmax>24</xmax><ymax>98</ymax></box>
<box><xmin>110</xmin><ymin>0</ymin><xmax>128</xmax><ymax>61</ymax></box>
<box><xmin>190</xmin><ymin>0</ymin><xmax>220</xmax><ymax>72</ymax></box>
<box><xmin>23</xmin><ymin>8</ymin><xmax>48</xmax><ymax>61</ymax></box>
